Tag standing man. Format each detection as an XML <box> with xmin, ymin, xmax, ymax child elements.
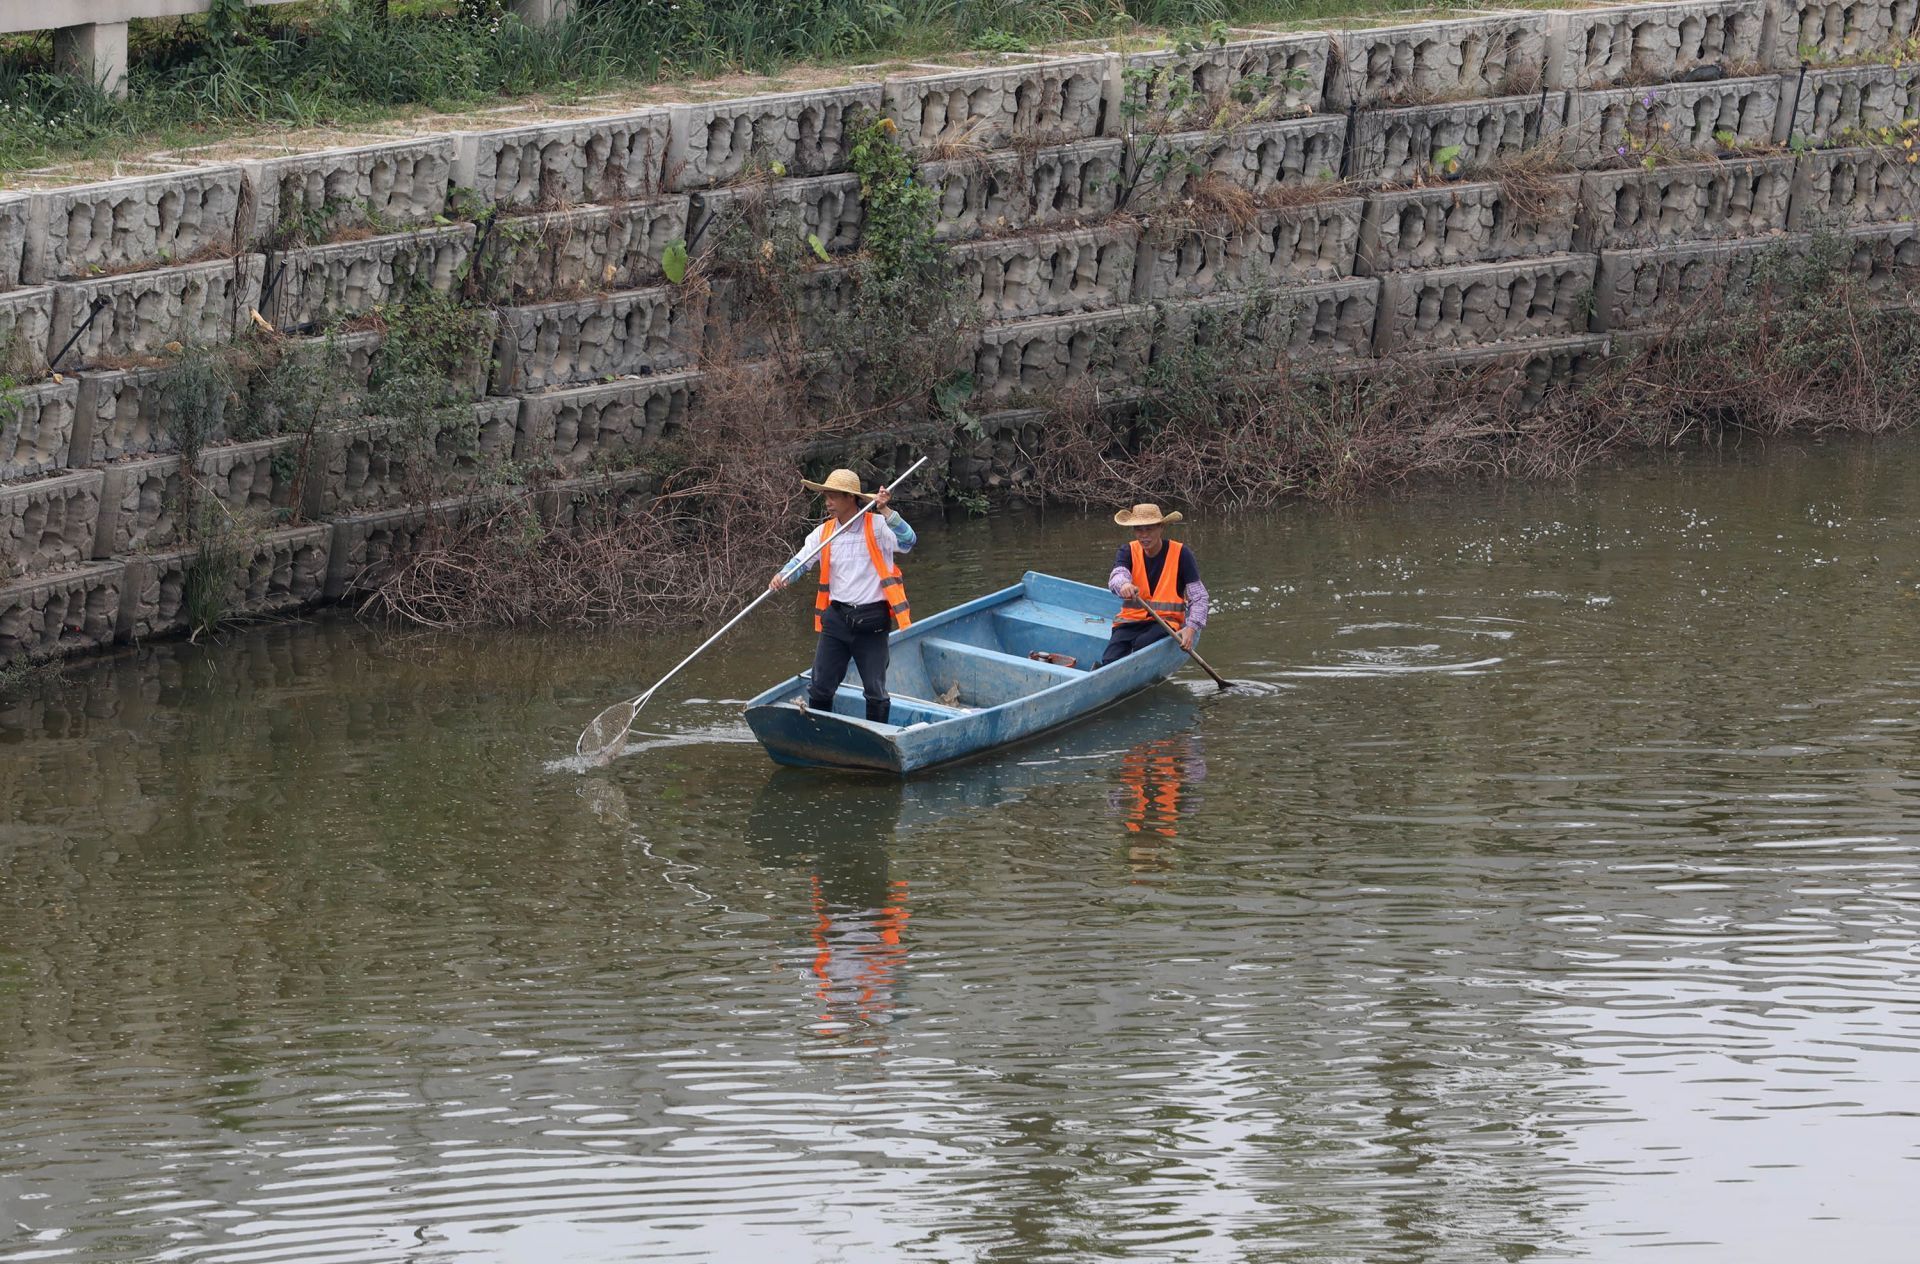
<box><xmin>769</xmin><ymin>469</ymin><xmax>913</xmax><ymax>723</ymax></box>
<box><xmin>1101</xmin><ymin>503</ymin><xmax>1208</xmax><ymax>667</ymax></box>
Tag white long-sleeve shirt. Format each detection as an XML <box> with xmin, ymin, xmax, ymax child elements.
<box><xmin>782</xmin><ymin>514</ymin><xmax>899</xmax><ymax>605</ymax></box>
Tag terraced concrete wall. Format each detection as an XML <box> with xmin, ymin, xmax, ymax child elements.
<box><xmin>5</xmin><ymin>0</ymin><xmax>1919</xmax><ymax>667</ymax></box>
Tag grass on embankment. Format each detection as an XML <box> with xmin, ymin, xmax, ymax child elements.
<box><xmin>0</xmin><ymin>0</ymin><xmax>1465</xmax><ymax>173</ymax></box>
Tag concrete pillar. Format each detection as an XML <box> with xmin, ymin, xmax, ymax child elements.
<box><xmin>507</xmin><ymin>0</ymin><xmax>574</xmax><ymax>27</ymax></box>
<box><xmin>53</xmin><ymin>20</ymin><xmax>129</xmax><ymax>99</ymax></box>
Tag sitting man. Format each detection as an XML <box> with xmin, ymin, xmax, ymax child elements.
<box><xmin>1101</xmin><ymin>502</ymin><xmax>1208</xmax><ymax>667</ymax></box>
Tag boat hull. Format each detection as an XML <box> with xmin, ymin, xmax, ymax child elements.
<box><xmin>743</xmin><ymin>572</ymin><xmax>1188</xmax><ymax>774</ymax></box>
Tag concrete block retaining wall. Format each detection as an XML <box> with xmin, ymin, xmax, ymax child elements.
<box><xmin>452</xmin><ymin>110</ymin><xmax>671</xmax><ymax>207</ymax></box>
<box><xmin>1348</xmin><ymin>93</ymin><xmax>1563</xmax><ymax>184</ymax></box>
<box><xmin>1545</xmin><ymin>0</ymin><xmax>1769</xmax><ymax>91</ymax></box>
<box><xmin>26</xmin><ymin>167</ymin><xmax>244</xmax><ymax>282</ymax></box>
<box><xmin>1123</xmin><ymin>34</ymin><xmax>1331</xmax><ymax>123</ymax></box>
<box><xmin>270</xmin><ymin>225</ymin><xmax>474</xmax><ymax>330</ymax></box>
<box><xmin>1</xmin><ymin>380</ymin><xmax>79</xmax><ymax>481</ymax></box>
<box><xmin>920</xmin><ymin>141</ymin><xmax>1123</xmax><ymax>240</ymax></box>
<box><xmin>882</xmin><ymin>58</ymin><xmax>1109</xmax><ymax>153</ymax></box>
<box><xmin>1141</xmin><ymin>199</ymin><xmax>1365</xmax><ymax>299</ymax></box>
<box><xmin>243</xmin><ymin>138</ymin><xmax>457</xmax><ymax>246</ymax></box>
<box><xmin>1577</xmin><ymin>157</ymin><xmax>1797</xmax><ymax>247</ymax></box>
<box><xmin>1328</xmin><ymin>14</ymin><xmax>1552</xmax><ymax>108</ymax></box>
<box><xmin>4</xmin><ymin>1</ymin><xmax>1919</xmax><ymax>666</ymax></box>
<box><xmin>0</xmin><ymin>194</ymin><xmax>26</xmax><ymax>290</ymax></box>
<box><xmin>669</xmin><ymin>86</ymin><xmax>881</xmax><ymax>189</ymax></box>
<box><xmin>1356</xmin><ymin>179</ymin><xmax>1580</xmax><ymax>274</ymax></box>
<box><xmin>1787</xmin><ymin>146</ymin><xmax>1920</xmax><ymax>225</ymax></box>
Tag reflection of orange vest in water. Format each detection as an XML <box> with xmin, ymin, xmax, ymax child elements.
<box><xmin>809</xmin><ymin>876</ymin><xmax>911</xmax><ymax>1030</ymax></box>
<box><xmin>1115</xmin><ymin>540</ymin><xmax>1186</xmax><ymax>629</ymax></box>
<box><xmin>1121</xmin><ymin>741</ymin><xmax>1183</xmax><ymax>837</ymax></box>
<box><xmin>812</xmin><ymin>515</ymin><xmax>912</xmax><ymax>633</ymax></box>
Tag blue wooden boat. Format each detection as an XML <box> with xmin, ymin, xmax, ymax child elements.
<box><xmin>743</xmin><ymin>571</ymin><xmax>1188</xmax><ymax>773</ymax></box>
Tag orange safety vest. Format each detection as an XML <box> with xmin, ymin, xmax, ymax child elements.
<box><xmin>813</xmin><ymin>514</ymin><xmax>912</xmax><ymax>633</ymax></box>
<box><xmin>1115</xmin><ymin>539</ymin><xmax>1186</xmax><ymax>629</ymax></box>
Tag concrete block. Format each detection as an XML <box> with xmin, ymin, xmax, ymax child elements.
<box><xmin>305</xmin><ymin>402</ymin><xmax>517</xmax><ymax>517</ymax></box>
<box><xmin>689</xmin><ymin>176</ymin><xmax>861</xmax><ymax>258</ymax></box>
<box><xmin>1</xmin><ymin>193</ymin><xmax>28</xmax><ymax>290</ymax></box>
<box><xmin>483</xmin><ymin>197</ymin><xmax>691</xmax><ymax>303</ymax></box>
<box><xmin>1121</xmin><ymin>34</ymin><xmax>1331</xmax><ymax>126</ymax></box>
<box><xmin>969</xmin><ymin>307</ymin><xmax>1154</xmax><ymax>404</ymax></box>
<box><xmin>1577</xmin><ymin>156</ymin><xmax>1796</xmax><ymax>248</ymax></box>
<box><xmin>324</xmin><ymin>496</ymin><xmax>490</xmax><ymax>601</ymax></box>
<box><xmin>49</xmin><ymin>255</ymin><xmax>265</xmax><ymax>365</ymax></box>
<box><xmin>1787</xmin><ymin>65</ymin><xmax>1920</xmax><ymax>146</ymax></box>
<box><xmin>118</xmin><ymin>523</ymin><xmax>330</xmax><ymax>642</ymax></box>
<box><xmin>537</xmin><ymin>468</ymin><xmax>662</xmax><ymax>530</ymax></box>
<box><xmin>951</xmin><ymin>224</ymin><xmax>1142</xmax><ymax>321</ymax></box>
<box><xmin>92</xmin><ymin>455</ymin><xmax>179</xmax><ymax>556</ymax></box>
<box><xmin>1544</xmin><ymin>0</ymin><xmax>1769</xmax><ymax>90</ymax></box>
<box><xmin>1592</xmin><ymin>234</ymin><xmax>1804</xmax><ymax>329</ymax></box>
<box><xmin>1</xmin><ymin>378</ymin><xmax>79</xmax><ymax>481</ymax></box>
<box><xmin>492</xmin><ymin>286</ymin><xmax>705</xmax><ymax>393</ymax></box>
<box><xmin>93</xmin><ymin>435</ymin><xmax>304</xmax><ymax>557</ymax></box>
<box><xmin>1329</xmin><ymin>14</ymin><xmax>1553</xmax><ymax>108</ymax></box>
<box><xmin>69</xmin><ymin>364</ymin><xmax>169</xmax><ymax>464</ymax></box>
<box><xmin>1561</xmin><ymin>75</ymin><xmax>1781</xmax><ymax>163</ymax></box>
<box><xmin>27</xmin><ymin>166</ymin><xmax>244</xmax><ymax>282</ymax></box>
<box><xmin>270</xmin><ymin>225</ymin><xmax>476</xmax><ymax>330</ymax></box>
<box><xmin>0</xmin><ymin>286</ymin><xmax>55</xmax><ymax>377</ymax></box>
<box><xmin>1350</xmin><ymin>93</ymin><xmax>1565</xmax><ymax>184</ymax></box>
<box><xmin>1404</xmin><ymin>332</ymin><xmax>1613</xmax><ymax>406</ymax></box>
<box><xmin>667</xmin><ymin>85</ymin><xmax>882</xmax><ymax>191</ymax></box>
<box><xmin>514</xmin><ymin>371</ymin><xmax>699</xmax><ymax>474</ymax></box>
<box><xmin>1787</xmin><ymin>145</ymin><xmax>1920</xmax><ymax>227</ymax></box>
<box><xmin>243</xmin><ymin>137</ymin><xmax>457</xmax><ymax>247</ymax></box>
<box><xmin>1140</xmin><ymin>197</ymin><xmax>1364</xmax><ymax>300</ymax></box>
<box><xmin>1128</xmin><ymin>115</ymin><xmax>1347</xmax><ymax>208</ymax></box>
<box><xmin>1375</xmin><ymin>254</ymin><xmax>1598</xmax><ymax>353</ymax></box>
<box><xmin>71</xmin><ymin>332</ymin><xmax>376</xmax><ymax>465</ymax></box>
<box><xmin>1357</xmin><ymin>179</ymin><xmax>1580</xmax><ymax>273</ymax></box>
<box><xmin>1839</xmin><ymin>221</ymin><xmax>1920</xmax><ymax>298</ymax></box>
<box><xmin>700</xmin><ymin>268</ymin><xmax>861</xmax><ymax>361</ymax></box>
<box><xmin>920</xmin><ymin>139</ymin><xmax>1123</xmax><ymax>241</ymax></box>
<box><xmin>452</xmin><ymin>109</ymin><xmax>671</xmax><ymax>208</ymax></box>
<box><xmin>882</xmin><ymin>57</ymin><xmax>1109</xmax><ymax>154</ymax></box>
<box><xmin>1154</xmin><ymin>280</ymin><xmax>1383</xmax><ymax>367</ymax></box>
<box><xmin>1</xmin><ymin>468</ymin><xmax>101</xmax><ymax>579</ymax></box>
<box><xmin>0</xmin><ymin>560</ymin><xmax>124</xmax><ymax>666</ymax></box>
<box><xmin>1769</xmin><ymin>0</ymin><xmax>1920</xmax><ymax>65</ymax></box>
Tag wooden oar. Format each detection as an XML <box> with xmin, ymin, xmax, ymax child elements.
<box><xmin>1142</xmin><ymin>602</ymin><xmax>1233</xmax><ymax>691</ymax></box>
<box><xmin>574</xmin><ymin>456</ymin><xmax>928</xmax><ymax>765</ymax></box>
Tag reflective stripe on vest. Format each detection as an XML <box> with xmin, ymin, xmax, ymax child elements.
<box><xmin>1115</xmin><ymin>539</ymin><xmax>1186</xmax><ymax>629</ymax></box>
<box><xmin>812</xmin><ymin>514</ymin><xmax>913</xmax><ymax>632</ymax></box>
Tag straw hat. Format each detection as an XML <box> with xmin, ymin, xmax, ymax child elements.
<box><xmin>1113</xmin><ymin>503</ymin><xmax>1183</xmax><ymax>527</ymax></box>
<box><xmin>801</xmin><ymin>468</ymin><xmax>874</xmax><ymax>500</ymax></box>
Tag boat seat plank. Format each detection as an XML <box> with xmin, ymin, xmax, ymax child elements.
<box><xmin>920</xmin><ymin>636</ymin><xmax>1078</xmax><ymax>709</ymax></box>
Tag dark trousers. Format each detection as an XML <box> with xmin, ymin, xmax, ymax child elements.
<box><xmin>809</xmin><ymin>601</ymin><xmax>892</xmax><ymax>723</ymax></box>
<box><xmin>1100</xmin><ymin>618</ymin><xmax>1170</xmax><ymax>667</ymax></box>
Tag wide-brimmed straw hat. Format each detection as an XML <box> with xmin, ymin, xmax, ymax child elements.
<box><xmin>801</xmin><ymin>468</ymin><xmax>874</xmax><ymax>500</ymax></box>
<box><xmin>1114</xmin><ymin>502</ymin><xmax>1183</xmax><ymax>527</ymax></box>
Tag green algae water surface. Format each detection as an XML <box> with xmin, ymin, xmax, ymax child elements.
<box><xmin>3</xmin><ymin>440</ymin><xmax>1918</xmax><ymax>1262</ymax></box>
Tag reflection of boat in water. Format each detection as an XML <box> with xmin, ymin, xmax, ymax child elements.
<box><xmin>744</xmin><ymin>689</ymin><xmax>1200</xmax><ymax>839</ymax></box>
<box><xmin>743</xmin><ymin>572</ymin><xmax>1185</xmax><ymax>774</ymax></box>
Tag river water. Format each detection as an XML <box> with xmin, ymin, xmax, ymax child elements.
<box><xmin>2</xmin><ymin>440</ymin><xmax>1918</xmax><ymax>1263</ymax></box>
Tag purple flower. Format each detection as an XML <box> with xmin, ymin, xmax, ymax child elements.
<box><xmin>1617</xmin><ymin>144</ymin><xmax>1629</xmax><ymax>156</ymax></box>
<box><xmin>1641</xmin><ymin>90</ymin><xmax>1658</xmax><ymax>108</ymax></box>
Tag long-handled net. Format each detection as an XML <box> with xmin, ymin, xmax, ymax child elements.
<box><xmin>574</xmin><ymin>456</ymin><xmax>928</xmax><ymax>766</ymax></box>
